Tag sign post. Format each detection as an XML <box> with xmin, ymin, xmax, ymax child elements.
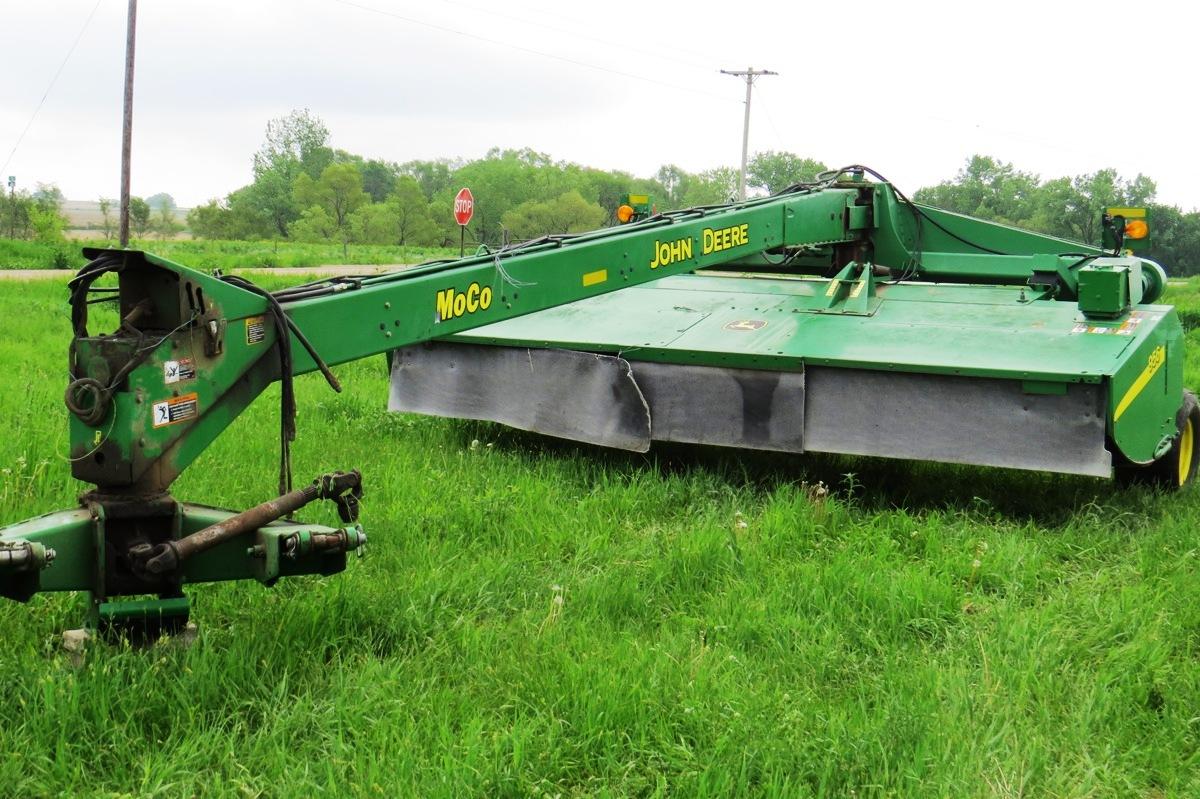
<box><xmin>453</xmin><ymin>187</ymin><xmax>474</xmax><ymax>258</ymax></box>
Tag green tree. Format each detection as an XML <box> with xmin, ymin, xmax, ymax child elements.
<box><xmin>26</xmin><ymin>184</ymin><xmax>68</xmax><ymax>243</ymax></box>
<box><xmin>402</xmin><ymin>159</ymin><xmax>458</xmax><ymax>200</ymax></box>
<box><xmin>187</xmin><ymin>200</ymin><xmax>229</xmax><ymax>239</ymax></box>
<box><xmin>501</xmin><ymin>190</ymin><xmax>606</xmax><ymax>239</ymax></box>
<box><xmin>145</xmin><ymin>192</ymin><xmax>175</xmax><ymax>212</ymax></box>
<box><xmin>129</xmin><ymin>197</ymin><xmax>152</xmax><ymax>237</ymax></box>
<box><xmin>448</xmin><ymin>148</ymin><xmax>583</xmax><ymax>245</ymax></box>
<box><xmin>1143</xmin><ymin>204</ymin><xmax>1200</xmax><ymax>277</ymax></box>
<box><xmin>249</xmin><ymin>109</ymin><xmax>333</xmax><ymax>237</ymax></box>
<box><xmin>98</xmin><ymin>197</ymin><xmax>115</xmax><ymax>239</ymax></box>
<box><xmin>292</xmin><ymin>162</ymin><xmax>369</xmax><ymax>257</ymax></box>
<box><xmin>360</xmin><ymin>159</ymin><xmax>400</xmax><ymax>203</ymax></box>
<box><xmin>361</xmin><ymin>176</ymin><xmax>438</xmax><ymax>245</ymax></box>
<box><xmin>29</xmin><ymin>205</ymin><xmax>66</xmax><ymax>244</ymax></box>
<box><xmin>680</xmin><ymin>167</ymin><xmax>739</xmax><ymax>207</ymax></box>
<box><xmin>1032</xmin><ymin>169</ymin><xmax>1156</xmax><ymax>245</ymax></box>
<box><xmin>0</xmin><ymin>190</ymin><xmax>33</xmax><ymax>238</ymax></box>
<box><xmin>653</xmin><ymin>164</ymin><xmax>691</xmax><ymax>208</ymax></box>
<box><xmin>426</xmin><ymin>198</ymin><xmax>459</xmax><ymax>247</ymax></box>
<box><xmin>913</xmin><ymin>155</ymin><xmax>1042</xmax><ymax>226</ymax></box>
<box><xmin>154</xmin><ymin>204</ymin><xmax>181</xmax><ymax>239</ymax></box>
<box><xmin>32</xmin><ymin>183</ymin><xmax>64</xmax><ymax>214</ymax></box>
<box><xmin>290</xmin><ymin>206</ymin><xmax>337</xmax><ymax>243</ymax></box>
<box><xmin>748</xmin><ymin>151</ymin><xmax>829</xmax><ymax>194</ymax></box>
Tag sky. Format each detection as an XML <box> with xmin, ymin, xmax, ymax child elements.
<box><xmin>2</xmin><ymin>0</ymin><xmax>1199</xmax><ymax>209</ymax></box>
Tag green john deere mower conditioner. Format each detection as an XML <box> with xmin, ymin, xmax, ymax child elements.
<box><xmin>1</xmin><ymin>167</ymin><xmax>1193</xmax><ymax>631</ymax></box>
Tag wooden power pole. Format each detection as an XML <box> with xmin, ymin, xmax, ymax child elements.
<box><xmin>118</xmin><ymin>0</ymin><xmax>137</xmax><ymax>247</ymax></box>
<box><xmin>720</xmin><ymin>67</ymin><xmax>777</xmax><ymax>201</ymax></box>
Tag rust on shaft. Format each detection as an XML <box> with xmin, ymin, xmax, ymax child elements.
<box><xmin>173</xmin><ymin>484</ymin><xmax>320</xmax><ymax>561</ymax></box>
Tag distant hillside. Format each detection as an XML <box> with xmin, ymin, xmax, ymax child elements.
<box><xmin>62</xmin><ymin>199</ymin><xmax>193</xmax><ymax>229</ymax></box>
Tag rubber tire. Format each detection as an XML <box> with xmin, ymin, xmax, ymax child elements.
<box><xmin>1119</xmin><ymin>390</ymin><xmax>1200</xmax><ymax>489</ymax></box>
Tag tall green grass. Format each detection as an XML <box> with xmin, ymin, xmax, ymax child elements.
<box><xmin>0</xmin><ymin>237</ymin><xmax>459</xmax><ymax>270</ymax></box>
<box><xmin>1</xmin><ymin>277</ymin><xmax>1200</xmax><ymax>796</ymax></box>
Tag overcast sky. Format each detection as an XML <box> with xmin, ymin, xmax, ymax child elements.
<box><xmin>3</xmin><ymin>0</ymin><xmax>1198</xmax><ymax>209</ymax></box>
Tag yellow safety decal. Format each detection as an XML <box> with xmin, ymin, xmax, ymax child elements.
<box><xmin>825</xmin><ymin>281</ymin><xmax>839</xmax><ymax>297</ymax></box>
<box><xmin>582</xmin><ymin>269</ymin><xmax>607</xmax><ymax>287</ymax></box>
<box><xmin>1114</xmin><ymin>344</ymin><xmax>1166</xmax><ymax>421</ymax></box>
<box><xmin>1107</xmin><ymin>207</ymin><xmax>1147</xmax><ymax>219</ymax></box>
<box><xmin>849</xmin><ymin>280</ymin><xmax>865</xmax><ymax>299</ymax></box>
<box><xmin>246</xmin><ymin>316</ymin><xmax>266</xmax><ymax>345</ymax></box>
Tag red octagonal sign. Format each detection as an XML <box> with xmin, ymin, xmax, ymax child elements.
<box><xmin>453</xmin><ymin>187</ymin><xmax>474</xmax><ymax>226</ymax></box>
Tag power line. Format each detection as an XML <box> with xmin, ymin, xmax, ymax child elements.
<box><xmin>0</xmin><ymin>0</ymin><xmax>105</xmax><ymax>178</ymax></box>
<box><xmin>754</xmin><ymin>82</ymin><xmax>788</xmax><ymax>152</ymax></box>
<box><xmin>331</xmin><ymin>0</ymin><xmax>735</xmax><ymax>103</ymax></box>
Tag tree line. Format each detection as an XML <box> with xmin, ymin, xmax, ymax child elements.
<box><xmin>5</xmin><ymin>108</ymin><xmax>1200</xmax><ymax>274</ymax></box>
<box><xmin>911</xmin><ymin>155</ymin><xmax>1199</xmax><ymax>274</ymax></box>
<box><xmin>0</xmin><ymin>185</ymin><xmax>181</xmax><ymax>244</ymax></box>
<box><xmin>181</xmin><ymin>110</ymin><xmax>832</xmax><ymax>256</ymax></box>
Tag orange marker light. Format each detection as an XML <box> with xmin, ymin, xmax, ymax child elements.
<box><xmin>616</xmin><ymin>204</ymin><xmax>635</xmax><ymax>223</ymax></box>
<box><xmin>1125</xmin><ymin>219</ymin><xmax>1149</xmax><ymax>239</ymax></box>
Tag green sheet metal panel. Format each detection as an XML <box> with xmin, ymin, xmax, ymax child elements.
<box><xmin>448</xmin><ymin>273</ymin><xmax>1154</xmax><ymax>382</ymax></box>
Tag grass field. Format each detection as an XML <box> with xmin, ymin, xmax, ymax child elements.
<box><xmin>3</xmin><ymin>275</ymin><xmax>1200</xmax><ymax>796</ymax></box>
<box><xmin>0</xmin><ymin>237</ymin><xmax>460</xmax><ymax>271</ymax></box>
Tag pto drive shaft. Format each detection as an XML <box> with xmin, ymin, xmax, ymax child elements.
<box><xmin>130</xmin><ymin>471</ymin><xmax>363</xmax><ymax>578</ymax></box>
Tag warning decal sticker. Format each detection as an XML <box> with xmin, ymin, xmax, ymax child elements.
<box><xmin>163</xmin><ymin>358</ymin><xmax>196</xmax><ymax>384</ymax></box>
<box><xmin>246</xmin><ymin>316</ymin><xmax>266</xmax><ymax>345</ymax></box>
<box><xmin>152</xmin><ymin>393</ymin><xmax>199</xmax><ymax>428</ymax></box>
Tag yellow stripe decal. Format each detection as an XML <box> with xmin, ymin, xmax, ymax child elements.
<box><xmin>1107</xmin><ymin>206</ymin><xmax>1147</xmax><ymax>218</ymax></box>
<box><xmin>582</xmin><ymin>269</ymin><xmax>607</xmax><ymax>287</ymax></box>
<box><xmin>1114</xmin><ymin>344</ymin><xmax>1166</xmax><ymax>421</ymax></box>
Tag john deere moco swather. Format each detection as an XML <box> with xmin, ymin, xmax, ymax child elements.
<box><xmin>0</xmin><ymin>167</ymin><xmax>1192</xmax><ymax>631</ymax></box>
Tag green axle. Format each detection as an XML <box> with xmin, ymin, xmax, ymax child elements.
<box><xmin>0</xmin><ymin>171</ymin><xmax>1189</xmax><ymax>631</ymax></box>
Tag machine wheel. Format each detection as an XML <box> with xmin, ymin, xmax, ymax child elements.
<box><xmin>1119</xmin><ymin>390</ymin><xmax>1200</xmax><ymax>489</ymax></box>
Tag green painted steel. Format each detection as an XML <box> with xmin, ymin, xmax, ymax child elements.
<box><xmin>0</xmin><ymin>175</ymin><xmax>1190</xmax><ymax>617</ymax></box>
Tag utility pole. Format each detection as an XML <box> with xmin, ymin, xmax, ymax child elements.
<box><xmin>720</xmin><ymin>67</ymin><xmax>776</xmax><ymax>201</ymax></box>
<box><xmin>7</xmin><ymin>176</ymin><xmax>14</xmax><ymax>239</ymax></box>
<box><xmin>118</xmin><ymin>0</ymin><xmax>137</xmax><ymax>248</ymax></box>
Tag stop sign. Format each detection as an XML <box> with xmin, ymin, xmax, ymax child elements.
<box><xmin>453</xmin><ymin>188</ymin><xmax>474</xmax><ymax>226</ymax></box>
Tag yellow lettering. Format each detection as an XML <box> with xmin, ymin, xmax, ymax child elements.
<box><xmin>437</xmin><ymin>283</ymin><xmax>492</xmax><ymax>320</ymax></box>
<box><xmin>650</xmin><ymin>241</ymin><xmax>662</xmax><ymax>269</ymax></box>
<box><xmin>681</xmin><ymin>237</ymin><xmax>692</xmax><ymax>260</ymax></box>
<box><xmin>436</xmin><ymin>289</ymin><xmax>455</xmax><ymax>321</ymax></box>
<box><xmin>699</xmin><ymin>224</ymin><xmax>751</xmax><ymax>257</ymax></box>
